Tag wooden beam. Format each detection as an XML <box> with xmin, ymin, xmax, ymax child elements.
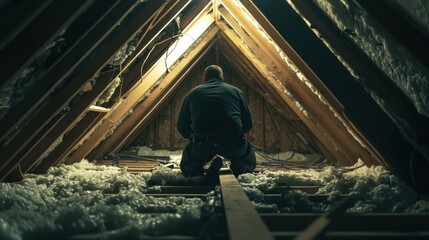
<box><xmin>261</xmin><ymin>213</ymin><xmax>429</xmax><ymax>231</ymax></box>
<box><xmin>31</xmin><ymin>112</ymin><xmax>105</xmax><ymax>174</ymax></box>
<box><xmin>0</xmin><ymin>0</ymin><xmax>135</xmax><ymax>143</ymax></box>
<box><xmin>0</xmin><ymin>0</ymin><xmax>53</xmax><ymax>49</ymax></box>
<box><xmin>92</xmin><ymin>0</ymin><xmax>213</xmax><ymax>152</ymax></box>
<box><xmin>295</xmin><ymin>197</ymin><xmax>351</xmax><ymax>240</ymax></box>
<box><xmin>219</xmin><ymin>1</ymin><xmax>356</xmax><ymax>164</ymax></box>
<box><xmin>217</xmin><ymin>21</ymin><xmax>350</xmax><ymax>164</ymax></box>
<box><xmin>65</xmin><ymin>23</ymin><xmax>218</xmax><ymax>164</ymax></box>
<box><xmin>0</xmin><ymin>0</ymin><xmax>171</xmax><ymax>181</ymax></box>
<box><xmin>356</xmin><ymin>0</ymin><xmax>429</xmax><ymax>69</ymax></box>
<box><xmin>87</xmin><ymin>36</ymin><xmax>216</xmax><ymax>160</ymax></box>
<box><xmin>68</xmin><ymin>0</ymin><xmax>199</xmax><ymax>161</ymax></box>
<box><xmin>220</xmin><ymin>174</ymin><xmax>274</xmax><ymax>240</ymax></box>
<box><xmin>221</xmin><ymin>0</ymin><xmax>383</xmax><ymax>166</ymax></box>
<box><xmin>113</xmin><ymin>0</ymin><xmax>211</xmax><ymax>97</ymax></box>
<box><xmin>288</xmin><ymin>0</ymin><xmax>429</xmax><ymax>182</ymax></box>
<box><xmin>0</xmin><ymin>0</ymin><xmax>96</xmax><ymax>89</ymax></box>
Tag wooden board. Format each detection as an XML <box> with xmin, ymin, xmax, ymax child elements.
<box><xmin>220</xmin><ymin>174</ymin><xmax>274</xmax><ymax>240</ymax></box>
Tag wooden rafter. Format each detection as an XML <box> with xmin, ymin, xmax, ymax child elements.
<box><xmin>26</xmin><ymin>0</ymin><xmax>194</xmax><ymax>172</ymax></box>
<box><xmin>0</xmin><ymin>0</ymin><xmax>173</xmax><ymax>181</ymax></box>
<box><xmin>0</xmin><ymin>0</ymin><xmax>136</xmax><ymax>143</ymax></box>
<box><xmin>217</xmin><ymin>21</ymin><xmax>350</xmax><ymax>164</ymax></box>
<box><xmin>0</xmin><ymin>0</ymin><xmax>96</xmax><ymax>89</ymax></box>
<box><xmin>87</xmin><ymin>0</ymin><xmax>213</xmax><ymax>159</ymax></box>
<box><xmin>65</xmin><ymin>24</ymin><xmax>219</xmax><ymax>164</ymax></box>
<box><xmin>288</xmin><ymin>0</ymin><xmax>429</xmax><ymax>172</ymax></box>
<box><xmin>356</xmin><ymin>0</ymin><xmax>429</xmax><ymax>69</ymax></box>
<box><xmin>87</xmin><ymin>36</ymin><xmax>217</xmax><ymax>160</ymax></box>
<box><xmin>220</xmin><ymin>0</ymin><xmax>385</xmax><ymax>166</ymax></box>
<box><xmin>33</xmin><ymin>112</ymin><xmax>106</xmax><ymax>174</ymax></box>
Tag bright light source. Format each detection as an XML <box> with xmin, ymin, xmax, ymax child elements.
<box><xmin>129</xmin><ymin>13</ymin><xmax>215</xmax><ymax>99</ymax></box>
<box><xmin>88</xmin><ymin>105</ymin><xmax>110</xmax><ymax>112</ymax></box>
<box><xmin>163</xmin><ymin>13</ymin><xmax>215</xmax><ymax>70</ymax></box>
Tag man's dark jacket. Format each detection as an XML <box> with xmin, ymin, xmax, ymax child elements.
<box><xmin>177</xmin><ymin>78</ymin><xmax>253</xmax><ymax>138</ymax></box>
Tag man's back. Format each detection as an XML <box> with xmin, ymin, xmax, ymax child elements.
<box><xmin>187</xmin><ymin>79</ymin><xmax>246</xmax><ymax>134</ymax></box>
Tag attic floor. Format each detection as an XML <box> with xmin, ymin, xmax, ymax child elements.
<box><xmin>81</xmin><ymin>157</ymin><xmax>429</xmax><ymax>239</ymax></box>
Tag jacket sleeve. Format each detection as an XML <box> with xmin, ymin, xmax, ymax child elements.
<box><xmin>177</xmin><ymin>95</ymin><xmax>192</xmax><ymax>138</ymax></box>
<box><xmin>239</xmin><ymin>92</ymin><xmax>253</xmax><ymax>133</ymax></box>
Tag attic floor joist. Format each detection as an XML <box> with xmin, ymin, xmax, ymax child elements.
<box><xmin>79</xmin><ymin>159</ymin><xmax>429</xmax><ymax>239</ymax></box>
<box><xmin>2</xmin><ymin>0</ymin><xmax>427</xmax><ymax>195</ymax></box>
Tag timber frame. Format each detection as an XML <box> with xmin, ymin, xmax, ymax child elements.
<box><xmin>0</xmin><ymin>0</ymin><xmax>428</xmax><ymax>193</ymax></box>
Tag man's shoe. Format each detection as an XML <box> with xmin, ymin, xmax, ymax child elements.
<box><xmin>202</xmin><ymin>155</ymin><xmax>223</xmax><ymax>185</ymax></box>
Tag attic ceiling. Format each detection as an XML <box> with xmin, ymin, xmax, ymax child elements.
<box><xmin>0</xmin><ymin>0</ymin><xmax>428</xmax><ymax>192</ymax></box>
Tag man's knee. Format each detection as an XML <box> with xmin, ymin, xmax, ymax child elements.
<box><xmin>230</xmin><ymin>144</ymin><xmax>256</xmax><ymax>175</ymax></box>
<box><xmin>180</xmin><ymin>143</ymin><xmax>205</xmax><ymax>177</ymax></box>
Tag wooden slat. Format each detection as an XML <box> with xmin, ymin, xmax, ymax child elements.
<box><xmin>220</xmin><ymin>174</ymin><xmax>274</xmax><ymax>240</ymax></box>
<box><xmin>0</xmin><ymin>0</ymin><xmax>135</xmax><ymax>143</ymax></box>
<box><xmin>0</xmin><ymin>0</ymin><xmax>95</xmax><ymax>89</ymax></box>
<box><xmin>217</xmin><ymin>22</ymin><xmax>350</xmax><ymax>164</ymax></box>
<box><xmin>64</xmin><ymin>0</ymin><xmax>192</xmax><ymax>163</ymax></box>
<box><xmin>5</xmin><ymin>69</ymin><xmax>118</xmax><ymax>177</ymax></box>
<box><xmin>86</xmin><ymin>0</ymin><xmax>212</xmax><ymax>159</ymax></box>
<box><xmin>357</xmin><ymin>0</ymin><xmax>429</xmax><ymax>69</ymax></box>
<box><xmin>296</xmin><ymin>197</ymin><xmax>352</xmax><ymax>240</ymax></box>
<box><xmin>0</xmin><ymin>0</ymin><xmax>53</xmax><ymax>49</ymax></box>
<box><xmin>0</xmin><ymin>0</ymin><xmax>170</xmax><ymax>181</ymax></box>
<box><xmin>219</xmin><ymin>2</ymin><xmax>362</xmax><ymax>166</ymax></box>
<box><xmin>9</xmin><ymin>0</ymin><xmax>140</xmax><ymax>175</ymax></box>
<box><xmin>288</xmin><ymin>0</ymin><xmax>429</xmax><ymax>184</ymax></box>
<box><xmin>65</xmin><ymin>22</ymin><xmax>217</xmax><ymax>164</ymax></box>
<box><xmin>32</xmin><ymin>112</ymin><xmax>105</xmax><ymax>174</ymax></box>
<box><xmin>261</xmin><ymin>213</ymin><xmax>429</xmax><ymax>231</ymax></box>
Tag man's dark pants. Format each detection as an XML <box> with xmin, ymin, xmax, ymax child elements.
<box><xmin>180</xmin><ymin>135</ymin><xmax>256</xmax><ymax>177</ymax></box>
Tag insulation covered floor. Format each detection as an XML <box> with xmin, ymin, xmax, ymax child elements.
<box><xmin>1</xmin><ymin>149</ymin><xmax>429</xmax><ymax>239</ymax></box>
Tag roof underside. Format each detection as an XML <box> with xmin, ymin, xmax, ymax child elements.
<box><xmin>0</xmin><ymin>0</ymin><xmax>428</xmax><ymax>192</ymax></box>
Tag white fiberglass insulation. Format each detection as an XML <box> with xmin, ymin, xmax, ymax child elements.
<box><xmin>240</xmin><ymin>160</ymin><xmax>429</xmax><ymax>213</ymax></box>
<box><xmin>0</xmin><ymin>161</ymin><xmax>209</xmax><ymax>239</ymax></box>
<box><xmin>1</xmin><ymin>150</ymin><xmax>429</xmax><ymax>239</ymax></box>
<box><xmin>387</xmin><ymin>0</ymin><xmax>429</xmax><ymax>34</ymax></box>
<box><xmin>313</xmin><ymin>0</ymin><xmax>429</xmax><ymax>117</ymax></box>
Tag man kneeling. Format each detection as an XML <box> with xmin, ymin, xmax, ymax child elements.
<box><xmin>176</xmin><ymin>65</ymin><xmax>256</xmax><ymax>182</ymax></box>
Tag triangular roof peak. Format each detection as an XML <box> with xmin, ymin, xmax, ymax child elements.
<box><xmin>1</xmin><ymin>1</ymin><xmax>428</xmax><ymax>192</ymax></box>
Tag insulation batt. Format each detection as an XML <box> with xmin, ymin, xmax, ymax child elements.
<box><xmin>0</xmin><ymin>161</ymin><xmax>212</xmax><ymax>239</ymax></box>
<box><xmin>1</xmin><ymin>155</ymin><xmax>429</xmax><ymax>239</ymax></box>
<box><xmin>314</xmin><ymin>0</ymin><xmax>429</xmax><ymax>117</ymax></box>
<box><xmin>239</xmin><ymin>160</ymin><xmax>429</xmax><ymax>213</ymax></box>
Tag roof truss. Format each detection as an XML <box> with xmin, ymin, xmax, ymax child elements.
<box><xmin>3</xmin><ymin>0</ymin><xmax>426</xmax><ymax>186</ymax></box>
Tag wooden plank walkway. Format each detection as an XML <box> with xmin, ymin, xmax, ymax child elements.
<box><xmin>220</xmin><ymin>173</ymin><xmax>274</xmax><ymax>240</ymax></box>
